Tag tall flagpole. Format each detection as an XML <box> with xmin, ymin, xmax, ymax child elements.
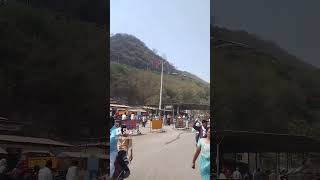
<box><xmin>159</xmin><ymin>60</ymin><xmax>164</xmax><ymax>116</ymax></box>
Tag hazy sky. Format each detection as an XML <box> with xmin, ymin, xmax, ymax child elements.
<box><xmin>111</xmin><ymin>0</ymin><xmax>210</xmax><ymax>82</ymax></box>
<box><xmin>212</xmin><ymin>0</ymin><xmax>320</xmax><ymax>67</ymax></box>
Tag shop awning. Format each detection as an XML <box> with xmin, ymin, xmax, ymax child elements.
<box><xmin>162</xmin><ymin>103</ymin><xmax>210</xmax><ymax>110</ymax></box>
<box><xmin>128</xmin><ymin>108</ymin><xmax>147</xmax><ymax>113</ymax></box>
<box><xmin>214</xmin><ymin>130</ymin><xmax>320</xmax><ymax>153</ymax></box>
<box><xmin>110</xmin><ymin>104</ymin><xmax>129</xmax><ymax>108</ymax></box>
<box><xmin>58</xmin><ymin>152</ymin><xmax>109</xmax><ymax>159</ymax></box>
<box><xmin>22</xmin><ymin>150</ymin><xmax>53</xmax><ymax>156</ymax></box>
<box><xmin>57</xmin><ymin>152</ymin><xmax>91</xmax><ymax>158</ymax></box>
<box><xmin>142</xmin><ymin>106</ymin><xmax>158</xmax><ymax>110</ymax></box>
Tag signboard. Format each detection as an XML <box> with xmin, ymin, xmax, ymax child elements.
<box><xmin>165</xmin><ymin>105</ymin><xmax>173</xmax><ymax>109</ymax></box>
<box><xmin>28</xmin><ymin>157</ymin><xmax>58</xmax><ymax>169</ymax></box>
<box><xmin>151</xmin><ymin>120</ymin><xmax>163</xmax><ymax>129</ymax></box>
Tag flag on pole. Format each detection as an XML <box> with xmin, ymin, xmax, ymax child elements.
<box><xmin>153</xmin><ymin>59</ymin><xmax>161</xmax><ymax>69</ymax></box>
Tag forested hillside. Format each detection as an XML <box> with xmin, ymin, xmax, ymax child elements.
<box><xmin>110</xmin><ymin>33</ymin><xmax>209</xmax><ymax>84</ymax></box>
<box><xmin>110</xmin><ymin>63</ymin><xmax>210</xmax><ymax>106</ymax></box>
<box><xmin>110</xmin><ymin>33</ymin><xmax>177</xmax><ymax>73</ymax></box>
<box><xmin>0</xmin><ymin>3</ymin><xmax>107</xmax><ymax>140</ymax></box>
<box><xmin>212</xmin><ymin>26</ymin><xmax>320</xmax><ymax>137</ymax></box>
<box><xmin>110</xmin><ymin>33</ymin><xmax>210</xmax><ymax>105</ymax></box>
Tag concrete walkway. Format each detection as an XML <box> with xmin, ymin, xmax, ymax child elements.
<box><xmin>127</xmin><ymin>124</ymin><xmax>201</xmax><ymax>180</ymax></box>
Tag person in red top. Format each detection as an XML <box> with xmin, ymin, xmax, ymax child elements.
<box><xmin>9</xmin><ymin>160</ymin><xmax>27</xmax><ymax>180</ymax></box>
<box><xmin>225</xmin><ymin>168</ymin><xmax>232</xmax><ymax>179</ymax></box>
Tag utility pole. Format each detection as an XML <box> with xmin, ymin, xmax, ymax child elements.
<box><xmin>158</xmin><ymin>60</ymin><xmax>164</xmax><ymax>116</ymax></box>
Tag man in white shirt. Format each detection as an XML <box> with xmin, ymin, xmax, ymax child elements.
<box><xmin>130</xmin><ymin>113</ymin><xmax>135</xmax><ymax>120</ymax></box>
<box><xmin>166</xmin><ymin>114</ymin><xmax>171</xmax><ymax>125</ymax></box>
<box><xmin>142</xmin><ymin>115</ymin><xmax>147</xmax><ymax>127</ymax></box>
<box><xmin>219</xmin><ymin>173</ymin><xmax>227</xmax><ymax>179</ymax></box>
<box><xmin>232</xmin><ymin>167</ymin><xmax>242</xmax><ymax>179</ymax></box>
<box><xmin>122</xmin><ymin>113</ymin><xmax>127</xmax><ymax>121</ymax></box>
<box><xmin>66</xmin><ymin>161</ymin><xmax>79</xmax><ymax>180</ymax></box>
<box><xmin>38</xmin><ymin>160</ymin><xmax>53</xmax><ymax>180</ymax></box>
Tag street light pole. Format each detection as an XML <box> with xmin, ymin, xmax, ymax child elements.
<box><xmin>158</xmin><ymin>60</ymin><xmax>164</xmax><ymax>116</ymax></box>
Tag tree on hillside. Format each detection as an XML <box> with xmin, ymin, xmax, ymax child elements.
<box><xmin>110</xmin><ymin>63</ymin><xmax>209</xmax><ymax>106</ymax></box>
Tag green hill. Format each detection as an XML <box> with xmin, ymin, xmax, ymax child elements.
<box><xmin>110</xmin><ymin>33</ymin><xmax>209</xmax><ymax>83</ymax></box>
<box><xmin>110</xmin><ymin>63</ymin><xmax>210</xmax><ymax>106</ymax></box>
<box><xmin>110</xmin><ymin>33</ymin><xmax>177</xmax><ymax>73</ymax></box>
<box><xmin>212</xmin><ymin>26</ymin><xmax>320</xmax><ymax>137</ymax></box>
<box><xmin>110</xmin><ymin>33</ymin><xmax>210</xmax><ymax>106</ymax></box>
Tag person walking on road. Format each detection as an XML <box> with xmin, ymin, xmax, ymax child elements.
<box><xmin>142</xmin><ymin>115</ymin><xmax>147</xmax><ymax>127</ymax></box>
<box><xmin>113</xmin><ymin>125</ymin><xmax>133</xmax><ymax>179</ymax></box>
<box><xmin>167</xmin><ymin>113</ymin><xmax>171</xmax><ymax>126</ymax></box>
<box><xmin>163</xmin><ymin>114</ymin><xmax>166</xmax><ymax>124</ymax></box>
<box><xmin>118</xmin><ymin>125</ymin><xmax>133</xmax><ymax>162</ymax></box>
<box><xmin>193</xmin><ymin>119</ymin><xmax>208</xmax><ymax>145</ymax></box>
<box><xmin>192</xmin><ymin>119</ymin><xmax>201</xmax><ymax>144</ymax></box>
<box><xmin>192</xmin><ymin>127</ymin><xmax>210</xmax><ymax>180</ymax></box>
<box><xmin>110</xmin><ymin>118</ymin><xmax>121</xmax><ymax>178</ymax></box>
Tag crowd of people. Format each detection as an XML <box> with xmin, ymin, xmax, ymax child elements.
<box><xmin>112</xmin><ymin>111</ymin><xmax>195</xmax><ymax>129</ymax></box>
<box><xmin>110</xmin><ymin>110</ymin><xmax>210</xmax><ymax>180</ymax></box>
<box><xmin>217</xmin><ymin>167</ymin><xmax>288</xmax><ymax>180</ymax></box>
<box><xmin>0</xmin><ymin>159</ymin><xmax>36</xmax><ymax>180</ymax></box>
<box><xmin>0</xmin><ymin>158</ymin><xmax>108</xmax><ymax>180</ymax></box>
<box><xmin>0</xmin><ymin>159</ymin><xmax>58</xmax><ymax>180</ymax></box>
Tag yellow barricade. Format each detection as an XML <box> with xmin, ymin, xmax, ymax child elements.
<box><xmin>151</xmin><ymin>119</ymin><xmax>163</xmax><ymax>130</ymax></box>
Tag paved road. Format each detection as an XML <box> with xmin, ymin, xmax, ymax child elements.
<box><xmin>127</xmin><ymin>125</ymin><xmax>201</xmax><ymax>180</ymax></box>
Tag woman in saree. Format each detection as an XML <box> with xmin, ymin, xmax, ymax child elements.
<box><xmin>192</xmin><ymin>127</ymin><xmax>210</xmax><ymax>180</ymax></box>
